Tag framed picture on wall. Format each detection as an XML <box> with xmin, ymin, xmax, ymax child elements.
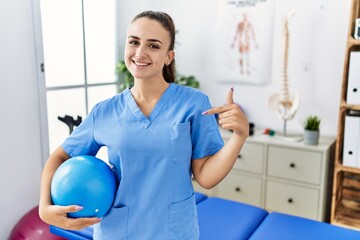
<box><xmin>214</xmin><ymin>0</ymin><xmax>275</xmax><ymax>85</ymax></box>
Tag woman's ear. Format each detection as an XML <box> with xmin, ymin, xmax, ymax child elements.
<box><xmin>166</xmin><ymin>50</ymin><xmax>175</xmax><ymax>65</ymax></box>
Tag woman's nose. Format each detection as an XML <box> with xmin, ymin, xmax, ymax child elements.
<box><xmin>135</xmin><ymin>46</ymin><xmax>147</xmax><ymax>58</ymax></box>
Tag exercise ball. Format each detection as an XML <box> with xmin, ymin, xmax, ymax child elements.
<box><xmin>51</xmin><ymin>155</ymin><xmax>117</xmax><ymax>218</ymax></box>
<box><xmin>9</xmin><ymin>206</ymin><xmax>66</xmax><ymax>240</ymax></box>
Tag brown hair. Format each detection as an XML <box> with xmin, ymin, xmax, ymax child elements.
<box><xmin>132</xmin><ymin>11</ymin><xmax>176</xmax><ymax>83</ymax></box>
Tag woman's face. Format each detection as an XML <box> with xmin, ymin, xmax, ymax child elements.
<box><xmin>124</xmin><ymin>17</ymin><xmax>174</xmax><ymax>81</ymax></box>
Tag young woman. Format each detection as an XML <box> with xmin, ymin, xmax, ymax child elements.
<box><xmin>39</xmin><ymin>10</ymin><xmax>249</xmax><ymax>239</ymax></box>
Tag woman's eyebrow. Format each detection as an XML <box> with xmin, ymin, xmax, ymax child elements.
<box><xmin>128</xmin><ymin>35</ymin><xmax>163</xmax><ymax>45</ymax></box>
<box><xmin>147</xmin><ymin>39</ymin><xmax>163</xmax><ymax>45</ymax></box>
<box><xmin>128</xmin><ymin>35</ymin><xmax>139</xmax><ymax>39</ymax></box>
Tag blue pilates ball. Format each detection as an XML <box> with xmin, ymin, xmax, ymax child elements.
<box><xmin>51</xmin><ymin>155</ymin><xmax>117</xmax><ymax>218</ymax></box>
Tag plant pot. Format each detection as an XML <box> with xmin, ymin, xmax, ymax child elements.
<box><xmin>304</xmin><ymin>130</ymin><xmax>319</xmax><ymax>145</ymax></box>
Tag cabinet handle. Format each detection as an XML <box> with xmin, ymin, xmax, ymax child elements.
<box><xmin>237</xmin><ymin>154</ymin><xmax>242</xmax><ymax>159</ymax></box>
<box><xmin>288</xmin><ymin>198</ymin><xmax>293</xmax><ymax>203</ymax></box>
<box><xmin>353</xmin><ymin>88</ymin><xmax>358</xmax><ymax>93</ymax></box>
<box><xmin>289</xmin><ymin>163</ymin><xmax>296</xmax><ymax>168</ymax></box>
<box><xmin>235</xmin><ymin>187</ymin><xmax>241</xmax><ymax>192</ymax></box>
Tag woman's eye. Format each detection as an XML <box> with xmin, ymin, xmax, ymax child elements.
<box><xmin>149</xmin><ymin>44</ymin><xmax>160</xmax><ymax>49</ymax></box>
<box><xmin>129</xmin><ymin>40</ymin><xmax>139</xmax><ymax>46</ymax></box>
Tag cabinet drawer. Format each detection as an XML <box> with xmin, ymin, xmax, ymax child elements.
<box><xmin>265</xmin><ymin>181</ymin><xmax>319</xmax><ymax>220</ymax></box>
<box><xmin>233</xmin><ymin>142</ymin><xmax>264</xmax><ymax>174</ymax></box>
<box><xmin>216</xmin><ymin>172</ymin><xmax>262</xmax><ymax>207</ymax></box>
<box><xmin>267</xmin><ymin>146</ymin><xmax>322</xmax><ymax>185</ymax></box>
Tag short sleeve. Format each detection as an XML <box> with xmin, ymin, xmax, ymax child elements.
<box><xmin>191</xmin><ymin>96</ymin><xmax>224</xmax><ymax>160</ymax></box>
<box><xmin>61</xmin><ymin>104</ymin><xmax>102</xmax><ymax>157</ymax></box>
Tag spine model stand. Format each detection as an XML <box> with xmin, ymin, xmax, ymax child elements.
<box><xmin>268</xmin><ymin>8</ymin><xmax>300</xmax><ymax>136</ymax></box>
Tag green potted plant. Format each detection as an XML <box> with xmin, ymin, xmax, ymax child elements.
<box><xmin>115</xmin><ymin>60</ymin><xmax>200</xmax><ymax>92</ymax></box>
<box><xmin>175</xmin><ymin>74</ymin><xmax>200</xmax><ymax>88</ymax></box>
<box><xmin>115</xmin><ymin>60</ymin><xmax>134</xmax><ymax>93</ymax></box>
<box><xmin>303</xmin><ymin>115</ymin><xmax>321</xmax><ymax>145</ymax></box>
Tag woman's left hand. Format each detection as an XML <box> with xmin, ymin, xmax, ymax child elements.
<box><xmin>203</xmin><ymin>87</ymin><xmax>249</xmax><ymax>138</ymax></box>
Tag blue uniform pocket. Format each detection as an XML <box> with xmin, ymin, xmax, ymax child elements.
<box><xmin>93</xmin><ymin>205</ymin><xmax>128</xmax><ymax>240</ymax></box>
<box><xmin>170</xmin><ymin>122</ymin><xmax>192</xmax><ymax>164</ymax></box>
<box><xmin>169</xmin><ymin>193</ymin><xmax>199</xmax><ymax>240</ymax></box>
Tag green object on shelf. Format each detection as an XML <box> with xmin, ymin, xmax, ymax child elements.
<box><xmin>303</xmin><ymin>115</ymin><xmax>321</xmax><ymax>131</ymax></box>
<box><xmin>269</xmin><ymin>130</ymin><xmax>275</xmax><ymax>136</ymax></box>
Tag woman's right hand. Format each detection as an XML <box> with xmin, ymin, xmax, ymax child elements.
<box><xmin>39</xmin><ymin>147</ymin><xmax>100</xmax><ymax>230</ymax></box>
<box><xmin>39</xmin><ymin>204</ymin><xmax>101</xmax><ymax>230</ymax></box>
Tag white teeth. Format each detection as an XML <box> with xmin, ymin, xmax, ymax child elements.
<box><xmin>134</xmin><ymin>61</ymin><xmax>149</xmax><ymax>66</ymax></box>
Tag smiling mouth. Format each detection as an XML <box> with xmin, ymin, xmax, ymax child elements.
<box><xmin>133</xmin><ymin>60</ymin><xmax>151</xmax><ymax>66</ymax></box>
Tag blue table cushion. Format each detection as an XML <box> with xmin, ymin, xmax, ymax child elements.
<box><xmin>195</xmin><ymin>191</ymin><xmax>208</xmax><ymax>204</ymax></box>
<box><xmin>197</xmin><ymin>197</ymin><xmax>268</xmax><ymax>240</ymax></box>
<box><xmin>249</xmin><ymin>212</ymin><xmax>360</xmax><ymax>240</ymax></box>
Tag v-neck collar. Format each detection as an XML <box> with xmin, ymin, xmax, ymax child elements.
<box><xmin>124</xmin><ymin>83</ymin><xmax>174</xmax><ymax>129</ymax></box>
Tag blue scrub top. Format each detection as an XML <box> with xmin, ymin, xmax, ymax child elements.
<box><xmin>61</xmin><ymin>83</ymin><xmax>224</xmax><ymax>240</ymax></box>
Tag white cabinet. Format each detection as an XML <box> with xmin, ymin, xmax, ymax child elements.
<box><xmin>216</xmin><ymin>171</ymin><xmax>263</xmax><ymax>207</ymax></box>
<box><xmin>194</xmin><ymin>129</ymin><xmax>335</xmax><ymax>221</ymax></box>
<box><xmin>216</xmin><ymin>141</ymin><xmax>264</xmax><ymax>207</ymax></box>
<box><xmin>267</xmin><ymin>147</ymin><xmax>322</xmax><ymax>185</ymax></box>
<box><xmin>265</xmin><ymin>181</ymin><xmax>319</xmax><ymax>220</ymax></box>
<box><xmin>233</xmin><ymin>142</ymin><xmax>264</xmax><ymax>174</ymax></box>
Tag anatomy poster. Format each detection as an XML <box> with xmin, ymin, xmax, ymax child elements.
<box><xmin>214</xmin><ymin>0</ymin><xmax>275</xmax><ymax>85</ymax></box>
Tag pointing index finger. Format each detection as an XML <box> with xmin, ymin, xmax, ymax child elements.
<box><xmin>227</xmin><ymin>87</ymin><xmax>234</xmax><ymax>105</ymax></box>
<box><xmin>202</xmin><ymin>88</ymin><xmax>235</xmax><ymax>115</ymax></box>
<box><xmin>202</xmin><ymin>105</ymin><xmax>229</xmax><ymax>115</ymax></box>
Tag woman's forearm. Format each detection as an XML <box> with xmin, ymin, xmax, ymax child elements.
<box><xmin>192</xmin><ymin>132</ymin><xmax>247</xmax><ymax>189</ymax></box>
<box><xmin>39</xmin><ymin>147</ymin><xmax>69</xmax><ymax>210</ymax></box>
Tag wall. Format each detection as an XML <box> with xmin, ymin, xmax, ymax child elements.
<box><xmin>0</xmin><ymin>0</ymin><xmax>43</xmax><ymax>238</ymax></box>
<box><xmin>118</xmin><ymin>0</ymin><xmax>351</xmax><ymax>136</ymax></box>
